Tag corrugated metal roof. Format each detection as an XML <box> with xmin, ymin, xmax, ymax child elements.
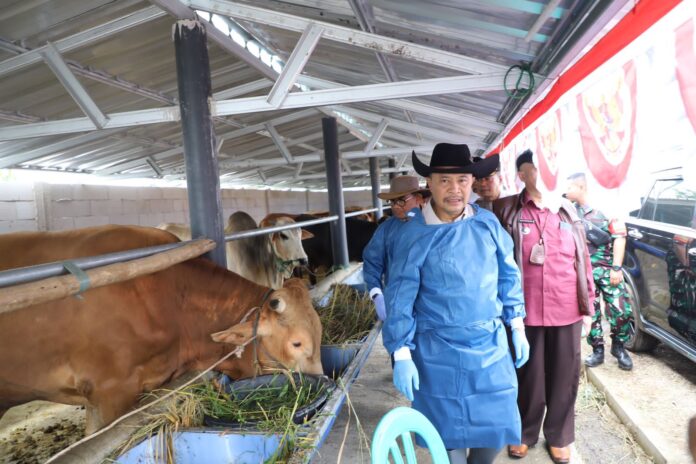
<box><xmin>0</xmin><ymin>0</ymin><xmax>627</xmax><ymax>189</ymax></box>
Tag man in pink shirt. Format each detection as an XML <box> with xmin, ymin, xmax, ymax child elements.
<box><xmin>493</xmin><ymin>150</ymin><xmax>595</xmax><ymax>464</ymax></box>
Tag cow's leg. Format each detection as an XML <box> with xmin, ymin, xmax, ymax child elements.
<box><xmin>84</xmin><ymin>392</ymin><xmax>139</xmax><ymax>435</ymax></box>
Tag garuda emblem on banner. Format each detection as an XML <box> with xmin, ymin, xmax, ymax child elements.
<box><xmin>576</xmin><ymin>60</ymin><xmax>637</xmax><ymax>188</ymax></box>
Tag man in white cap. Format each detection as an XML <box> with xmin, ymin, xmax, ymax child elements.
<box><xmin>363</xmin><ymin>175</ymin><xmax>430</xmax><ymax>321</ymax></box>
<box><xmin>383</xmin><ymin>143</ymin><xmax>529</xmax><ymax>464</ymax></box>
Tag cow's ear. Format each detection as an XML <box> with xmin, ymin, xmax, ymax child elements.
<box><xmin>210</xmin><ymin>322</ymin><xmax>253</xmax><ymax>345</ymax></box>
<box><xmin>268</xmin><ymin>297</ymin><xmax>287</xmax><ymax>314</ymax></box>
<box><xmin>301</xmin><ymin>229</ymin><xmax>314</xmax><ymax>240</ymax></box>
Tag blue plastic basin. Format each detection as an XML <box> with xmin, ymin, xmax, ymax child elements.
<box><xmin>321</xmin><ymin>343</ymin><xmax>361</xmax><ymax>379</ymax></box>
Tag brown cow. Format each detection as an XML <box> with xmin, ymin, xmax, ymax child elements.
<box><xmin>0</xmin><ymin>225</ymin><xmax>322</xmax><ymax>434</ymax></box>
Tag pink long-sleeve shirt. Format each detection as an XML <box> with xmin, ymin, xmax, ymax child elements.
<box><xmin>519</xmin><ymin>196</ymin><xmax>595</xmax><ymax>326</ymax></box>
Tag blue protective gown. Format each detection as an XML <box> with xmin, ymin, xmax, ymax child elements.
<box><xmin>362</xmin><ymin>216</ymin><xmax>403</xmax><ymax>292</ymax></box>
<box><xmin>383</xmin><ymin>205</ymin><xmax>525</xmax><ymax>449</ymax></box>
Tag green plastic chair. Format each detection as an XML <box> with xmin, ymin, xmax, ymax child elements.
<box><xmin>371</xmin><ymin>407</ymin><xmax>450</xmax><ymax>464</ymax></box>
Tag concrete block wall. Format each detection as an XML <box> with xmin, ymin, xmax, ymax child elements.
<box><xmin>0</xmin><ymin>182</ymin><xmax>376</xmax><ymax>234</ymax></box>
<box><xmin>0</xmin><ymin>182</ymin><xmax>37</xmax><ymax>233</ymax></box>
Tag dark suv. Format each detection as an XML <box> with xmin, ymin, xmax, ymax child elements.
<box><xmin>623</xmin><ymin>171</ymin><xmax>696</xmax><ymax>362</ymax></box>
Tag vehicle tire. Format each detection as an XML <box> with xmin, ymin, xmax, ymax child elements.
<box><xmin>624</xmin><ymin>277</ymin><xmax>659</xmax><ymax>352</ymax></box>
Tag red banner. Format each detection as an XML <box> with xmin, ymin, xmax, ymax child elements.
<box><xmin>534</xmin><ymin>109</ymin><xmax>562</xmax><ymax>190</ymax></box>
<box><xmin>576</xmin><ymin>60</ymin><xmax>637</xmax><ymax>188</ymax></box>
<box><xmin>676</xmin><ymin>18</ymin><xmax>696</xmax><ymax>133</ymax></box>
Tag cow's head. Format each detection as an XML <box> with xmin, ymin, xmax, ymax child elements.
<box><xmin>210</xmin><ymin>278</ymin><xmax>323</xmax><ymax>376</ymax></box>
<box><xmin>260</xmin><ymin>215</ymin><xmax>313</xmax><ymax>278</ymax></box>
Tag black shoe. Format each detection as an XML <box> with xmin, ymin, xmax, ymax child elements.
<box><xmin>584</xmin><ymin>346</ymin><xmax>604</xmax><ymax>367</ymax></box>
<box><xmin>610</xmin><ymin>342</ymin><xmax>633</xmax><ymax>371</ymax></box>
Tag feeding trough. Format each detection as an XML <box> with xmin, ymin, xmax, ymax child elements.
<box><xmin>203</xmin><ymin>373</ymin><xmax>334</xmax><ymax>427</ymax></box>
<box><xmin>116</xmin><ymin>431</ymin><xmax>282</xmax><ymax>464</ymax></box>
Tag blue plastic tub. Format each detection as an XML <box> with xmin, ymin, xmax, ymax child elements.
<box><xmin>320</xmin><ymin>343</ymin><xmax>361</xmax><ymax>379</ymax></box>
<box><xmin>116</xmin><ymin>431</ymin><xmax>281</xmax><ymax>464</ymax></box>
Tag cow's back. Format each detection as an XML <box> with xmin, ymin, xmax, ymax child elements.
<box><xmin>0</xmin><ymin>225</ymin><xmax>179</xmax><ymax>271</ymax></box>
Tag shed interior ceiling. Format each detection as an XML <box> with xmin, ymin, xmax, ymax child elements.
<box><xmin>0</xmin><ymin>0</ymin><xmax>628</xmax><ymax>189</ymax></box>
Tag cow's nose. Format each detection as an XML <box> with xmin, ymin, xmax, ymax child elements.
<box><xmin>299</xmin><ymin>258</ymin><xmax>308</xmax><ymax>266</ymax></box>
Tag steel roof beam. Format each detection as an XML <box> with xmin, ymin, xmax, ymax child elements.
<box><xmin>297</xmin><ymin>75</ymin><xmax>504</xmax><ymax>132</ymax></box>
<box><xmin>214</xmin><ymin>73</ymin><xmax>506</xmax><ymax>115</ymax></box>
<box><xmin>0</xmin><ymin>129</ymin><xmax>123</xmax><ymax>169</ymax></box>
<box><xmin>40</xmin><ymin>43</ymin><xmax>108</xmax><ymax>129</ymax></box>
<box><xmin>363</xmin><ymin>118</ymin><xmax>388</xmax><ymax>157</ymax></box>
<box><xmin>213</xmin><ymin>78</ymin><xmax>273</xmax><ymax>100</ymax></box>
<box><xmin>328</xmin><ymin>105</ymin><xmax>483</xmax><ymax>145</ymax></box>
<box><xmin>96</xmin><ymin>146</ymin><xmax>184</xmax><ymax>176</ymax></box>
<box><xmin>211</xmin><ymin>145</ymin><xmax>435</xmax><ymax>171</ymax></box>
<box><xmin>186</xmin><ymin>0</ymin><xmax>508</xmax><ymax>75</ymax></box>
<box><xmin>264</xmin><ymin>123</ymin><xmax>293</xmax><ymax>163</ymax></box>
<box><xmin>266</xmin><ymin>23</ymin><xmax>323</xmax><ymax>107</ymax></box>
<box><xmin>0</xmin><ymin>71</ymin><xmax>498</xmax><ymax>140</ymax></box>
<box><xmin>0</xmin><ymin>6</ymin><xmax>165</xmax><ymax>78</ymax></box>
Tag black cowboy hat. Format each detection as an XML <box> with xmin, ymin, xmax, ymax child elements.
<box><xmin>412</xmin><ymin>143</ymin><xmax>500</xmax><ymax>179</ymax></box>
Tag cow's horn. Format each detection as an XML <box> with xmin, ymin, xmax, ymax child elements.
<box><xmin>269</xmin><ymin>298</ymin><xmax>286</xmax><ymax>313</ymax></box>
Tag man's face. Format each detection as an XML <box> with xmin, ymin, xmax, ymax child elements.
<box><xmin>477</xmin><ymin>171</ymin><xmax>502</xmax><ymax>201</ymax></box>
<box><xmin>565</xmin><ymin>180</ymin><xmax>583</xmax><ymax>203</ymax></box>
<box><xmin>517</xmin><ymin>163</ymin><xmax>538</xmax><ymax>190</ymax></box>
<box><xmin>390</xmin><ymin>193</ymin><xmax>422</xmax><ymax>219</ymax></box>
<box><xmin>427</xmin><ymin>173</ymin><xmax>473</xmax><ymax>218</ymax></box>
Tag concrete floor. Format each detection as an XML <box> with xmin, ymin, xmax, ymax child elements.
<box><xmin>313</xmin><ymin>333</ymin><xmax>584</xmax><ymax>464</ymax></box>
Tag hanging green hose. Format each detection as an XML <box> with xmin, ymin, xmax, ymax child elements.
<box><xmin>504</xmin><ymin>63</ymin><xmax>535</xmax><ymax>99</ymax></box>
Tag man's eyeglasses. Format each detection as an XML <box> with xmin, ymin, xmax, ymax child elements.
<box><xmin>388</xmin><ymin>194</ymin><xmax>413</xmax><ymax>208</ymax></box>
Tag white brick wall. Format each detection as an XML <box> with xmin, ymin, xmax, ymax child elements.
<box><xmin>0</xmin><ymin>182</ymin><xmax>38</xmax><ymax>233</ymax></box>
<box><xmin>0</xmin><ymin>182</ymin><xmax>376</xmax><ymax>233</ymax></box>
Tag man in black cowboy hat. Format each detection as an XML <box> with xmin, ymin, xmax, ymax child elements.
<box><xmin>382</xmin><ymin>143</ymin><xmax>529</xmax><ymax>464</ymax></box>
<box><xmin>362</xmin><ymin>175</ymin><xmax>430</xmax><ymax>321</ymax></box>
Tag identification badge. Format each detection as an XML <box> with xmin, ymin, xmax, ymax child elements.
<box><xmin>529</xmin><ymin>241</ymin><xmax>545</xmax><ymax>265</ymax></box>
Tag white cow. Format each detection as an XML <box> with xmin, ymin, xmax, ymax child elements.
<box><xmin>158</xmin><ymin>212</ymin><xmax>312</xmax><ymax>289</ymax></box>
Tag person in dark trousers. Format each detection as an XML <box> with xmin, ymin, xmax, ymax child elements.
<box><xmin>363</xmin><ymin>175</ymin><xmax>429</xmax><ymax>321</ymax></box>
<box><xmin>384</xmin><ymin>143</ymin><xmax>529</xmax><ymax>464</ymax></box>
<box><xmin>565</xmin><ymin>172</ymin><xmax>633</xmax><ymax>370</ymax></box>
<box><xmin>493</xmin><ymin>150</ymin><xmax>595</xmax><ymax>464</ymax></box>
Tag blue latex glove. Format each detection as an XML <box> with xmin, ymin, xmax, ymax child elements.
<box><xmin>393</xmin><ymin>359</ymin><xmax>419</xmax><ymax>401</ymax></box>
<box><xmin>512</xmin><ymin>329</ymin><xmax>530</xmax><ymax>368</ymax></box>
<box><xmin>372</xmin><ymin>293</ymin><xmax>387</xmax><ymax>321</ymax></box>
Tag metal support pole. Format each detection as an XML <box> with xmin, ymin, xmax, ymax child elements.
<box><xmin>322</xmin><ymin>117</ymin><xmax>349</xmax><ymax>269</ymax></box>
<box><xmin>174</xmin><ymin>20</ymin><xmax>226</xmax><ymax>267</ymax></box>
<box><xmin>388</xmin><ymin>157</ymin><xmax>396</xmax><ymax>180</ymax></box>
<box><xmin>369</xmin><ymin>157</ymin><xmax>383</xmax><ymax>220</ymax></box>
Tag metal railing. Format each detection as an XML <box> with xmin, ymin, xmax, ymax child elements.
<box><xmin>0</xmin><ymin>207</ymin><xmax>384</xmax><ymax>289</ymax></box>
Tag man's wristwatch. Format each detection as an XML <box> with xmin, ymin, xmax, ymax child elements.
<box><xmin>611</xmin><ymin>265</ymin><xmax>622</xmax><ymax>272</ymax></box>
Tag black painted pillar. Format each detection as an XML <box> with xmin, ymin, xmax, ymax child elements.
<box><xmin>369</xmin><ymin>157</ymin><xmax>383</xmax><ymax>220</ymax></box>
<box><xmin>388</xmin><ymin>157</ymin><xmax>396</xmax><ymax>181</ymax></box>
<box><xmin>174</xmin><ymin>20</ymin><xmax>226</xmax><ymax>267</ymax></box>
<box><xmin>322</xmin><ymin>117</ymin><xmax>349</xmax><ymax>269</ymax></box>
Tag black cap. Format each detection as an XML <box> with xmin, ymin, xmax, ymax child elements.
<box><xmin>516</xmin><ymin>149</ymin><xmax>534</xmax><ymax>171</ymax></box>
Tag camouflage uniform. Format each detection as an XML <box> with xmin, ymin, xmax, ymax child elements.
<box><xmin>576</xmin><ymin>205</ymin><xmax>633</xmax><ymax>347</ymax></box>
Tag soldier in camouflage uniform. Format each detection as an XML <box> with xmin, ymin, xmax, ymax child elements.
<box><xmin>566</xmin><ymin>173</ymin><xmax>633</xmax><ymax>370</ymax></box>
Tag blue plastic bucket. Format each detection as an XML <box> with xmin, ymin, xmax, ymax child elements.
<box><xmin>321</xmin><ymin>343</ymin><xmax>361</xmax><ymax>379</ymax></box>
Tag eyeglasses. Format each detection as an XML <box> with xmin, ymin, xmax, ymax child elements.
<box><xmin>388</xmin><ymin>194</ymin><xmax>413</xmax><ymax>208</ymax></box>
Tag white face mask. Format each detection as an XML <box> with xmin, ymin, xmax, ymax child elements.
<box><xmin>531</xmin><ymin>151</ymin><xmax>562</xmax><ymax>213</ymax></box>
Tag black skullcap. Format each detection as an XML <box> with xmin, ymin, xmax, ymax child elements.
<box><xmin>516</xmin><ymin>149</ymin><xmax>534</xmax><ymax>171</ymax></box>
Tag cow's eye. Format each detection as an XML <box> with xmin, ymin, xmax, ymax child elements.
<box><xmin>280</xmin><ymin>233</ymin><xmax>289</xmax><ymax>240</ymax></box>
<box><xmin>292</xmin><ymin>341</ymin><xmax>302</xmax><ymax>348</ymax></box>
